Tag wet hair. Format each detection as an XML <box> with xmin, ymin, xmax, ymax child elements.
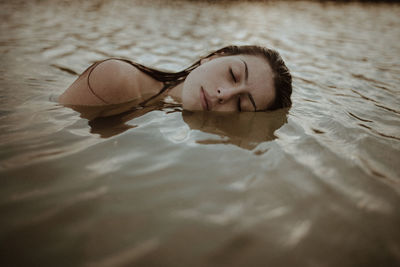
<box><xmin>204</xmin><ymin>45</ymin><xmax>292</xmax><ymax>110</ymax></box>
<box><xmin>87</xmin><ymin>45</ymin><xmax>292</xmax><ymax>110</ymax></box>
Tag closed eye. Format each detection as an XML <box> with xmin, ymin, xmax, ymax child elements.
<box><xmin>237</xmin><ymin>95</ymin><xmax>241</xmax><ymax>111</ymax></box>
<box><xmin>229</xmin><ymin>67</ymin><xmax>237</xmax><ymax>83</ymax></box>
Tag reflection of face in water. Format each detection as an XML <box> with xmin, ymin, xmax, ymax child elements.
<box><xmin>182</xmin><ymin>109</ymin><xmax>288</xmax><ymax>150</ymax></box>
<box><xmin>68</xmin><ymin>98</ymin><xmax>288</xmax><ymax>148</ymax></box>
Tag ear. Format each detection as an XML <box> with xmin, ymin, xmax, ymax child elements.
<box><xmin>200</xmin><ymin>54</ymin><xmax>220</xmax><ymax>65</ymax></box>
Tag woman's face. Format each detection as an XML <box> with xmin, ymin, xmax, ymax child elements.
<box><xmin>182</xmin><ymin>54</ymin><xmax>275</xmax><ymax>112</ymax></box>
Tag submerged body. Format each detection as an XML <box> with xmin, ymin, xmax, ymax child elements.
<box><xmin>59</xmin><ymin>45</ymin><xmax>292</xmax><ymax>113</ymax></box>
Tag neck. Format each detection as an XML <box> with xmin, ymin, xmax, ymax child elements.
<box><xmin>166</xmin><ymin>82</ymin><xmax>183</xmax><ymax>102</ymax></box>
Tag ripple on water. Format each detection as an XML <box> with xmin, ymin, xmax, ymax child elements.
<box><xmin>0</xmin><ymin>0</ymin><xmax>400</xmax><ymax>266</ymax></box>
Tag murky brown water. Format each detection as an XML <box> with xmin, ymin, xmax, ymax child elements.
<box><xmin>1</xmin><ymin>0</ymin><xmax>400</xmax><ymax>266</ymax></box>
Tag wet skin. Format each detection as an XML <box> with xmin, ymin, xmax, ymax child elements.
<box><xmin>59</xmin><ymin>55</ymin><xmax>275</xmax><ymax>114</ymax></box>
<box><xmin>180</xmin><ymin>54</ymin><xmax>275</xmax><ymax>112</ymax></box>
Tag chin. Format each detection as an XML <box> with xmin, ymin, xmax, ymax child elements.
<box><xmin>182</xmin><ymin>83</ymin><xmax>202</xmax><ymax>111</ymax></box>
<box><xmin>181</xmin><ymin>95</ymin><xmax>197</xmax><ymax>111</ymax></box>
<box><xmin>181</xmin><ymin>98</ymin><xmax>191</xmax><ymax>110</ymax></box>
<box><xmin>182</xmin><ymin>98</ymin><xmax>201</xmax><ymax>111</ymax></box>
<box><xmin>182</xmin><ymin>102</ymin><xmax>195</xmax><ymax>111</ymax></box>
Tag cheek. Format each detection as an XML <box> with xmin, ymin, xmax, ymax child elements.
<box><xmin>182</xmin><ymin>73</ymin><xmax>195</xmax><ymax>98</ymax></box>
<box><xmin>181</xmin><ymin>73</ymin><xmax>199</xmax><ymax>109</ymax></box>
<box><xmin>183</xmin><ymin>69</ymin><xmax>200</xmax><ymax>91</ymax></box>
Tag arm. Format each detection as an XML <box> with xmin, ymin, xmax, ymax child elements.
<box><xmin>59</xmin><ymin>59</ymin><xmax>143</xmax><ymax>106</ymax></box>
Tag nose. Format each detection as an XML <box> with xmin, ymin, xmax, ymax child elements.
<box><xmin>216</xmin><ymin>86</ymin><xmax>240</xmax><ymax>104</ymax></box>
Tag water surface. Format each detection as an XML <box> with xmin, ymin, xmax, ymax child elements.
<box><xmin>1</xmin><ymin>0</ymin><xmax>400</xmax><ymax>266</ymax></box>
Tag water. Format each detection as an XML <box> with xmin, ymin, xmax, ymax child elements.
<box><xmin>1</xmin><ymin>0</ymin><xmax>400</xmax><ymax>266</ymax></box>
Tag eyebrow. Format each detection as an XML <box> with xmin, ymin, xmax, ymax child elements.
<box><xmin>241</xmin><ymin>59</ymin><xmax>257</xmax><ymax>111</ymax></box>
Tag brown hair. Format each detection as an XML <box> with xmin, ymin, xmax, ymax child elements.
<box><xmin>87</xmin><ymin>45</ymin><xmax>292</xmax><ymax>110</ymax></box>
<box><xmin>203</xmin><ymin>45</ymin><xmax>292</xmax><ymax>110</ymax></box>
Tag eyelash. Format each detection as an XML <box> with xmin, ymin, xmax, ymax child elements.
<box><xmin>237</xmin><ymin>96</ymin><xmax>241</xmax><ymax>111</ymax></box>
<box><xmin>229</xmin><ymin>67</ymin><xmax>241</xmax><ymax>111</ymax></box>
<box><xmin>229</xmin><ymin>67</ymin><xmax>237</xmax><ymax>83</ymax></box>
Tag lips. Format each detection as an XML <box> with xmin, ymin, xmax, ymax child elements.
<box><xmin>200</xmin><ymin>86</ymin><xmax>210</xmax><ymax>111</ymax></box>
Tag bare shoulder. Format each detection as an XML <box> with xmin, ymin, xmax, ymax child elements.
<box><xmin>59</xmin><ymin>59</ymin><xmax>162</xmax><ymax>106</ymax></box>
<box><xmin>88</xmin><ymin>59</ymin><xmax>142</xmax><ymax>104</ymax></box>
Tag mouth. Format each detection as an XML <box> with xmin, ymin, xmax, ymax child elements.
<box><xmin>200</xmin><ymin>86</ymin><xmax>209</xmax><ymax>111</ymax></box>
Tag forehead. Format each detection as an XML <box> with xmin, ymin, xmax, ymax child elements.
<box><xmin>236</xmin><ymin>54</ymin><xmax>275</xmax><ymax>110</ymax></box>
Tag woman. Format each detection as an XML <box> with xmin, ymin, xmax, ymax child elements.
<box><xmin>59</xmin><ymin>45</ymin><xmax>292</xmax><ymax>113</ymax></box>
